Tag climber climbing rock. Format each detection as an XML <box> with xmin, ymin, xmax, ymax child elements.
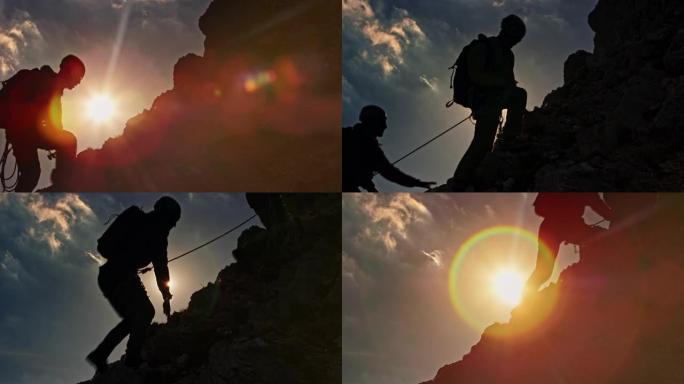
<box><xmin>86</xmin><ymin>196</ymin><xmax>181</xmax><ymax>376</ymax></box>
<box><xmin>0</xmin><ymin>55</ymin><xmax>85</xmax><ymax>192</ymax></box>
<box><xmin>342</xmin><ymin>105</ymin><xmax>436</xmax><ymax>192</ymax></box>
<box><xmin>448</xmin><ymin>15</ymin><xmax>528</xmax><ymax>191</ymax></box>
<box><xmin>524</xmin><ymin>193</ymin><xmax>613</xmax><ymax>294</ymax></box>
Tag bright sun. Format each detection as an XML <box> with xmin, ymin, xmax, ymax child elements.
<box><xmin>87</xmin><ymin>94</ymin><xmax>116</xmax><ymax>124</ymax></box>
<box><xmin>491</xmin><ymin>269</ymin><xmax>525</xmax><ymax>306</ymax></box>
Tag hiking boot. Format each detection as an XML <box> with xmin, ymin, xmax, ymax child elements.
<box><xmin>86</xmin><ymin>350</ymin><xmax>108</xmax><ymax>375</ymax></box>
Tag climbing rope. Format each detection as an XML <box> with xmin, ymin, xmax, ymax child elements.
<box><xmin>0</xmin><ymin>141</ymin><xmax>18</xmax><ymax>192</ymax></box>
<box><xmin>589</xmin><ymin>219</ymin><xmax>608</xmax><ymax>228</ymax></box>
<box><xmin>138</xmin><ymin>214</ymin><xmax>258</xmax><ymax>274</ymax></box>
<box><xmin>391</xmin><ymin>114</ymin><xmax>473</xmax><ymax>166</ymax></box>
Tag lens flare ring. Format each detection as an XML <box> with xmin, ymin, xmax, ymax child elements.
<box><xmin>448</xmin><ymin>225</ymin><xmax>556</xmax><ymax>333</ymax></box>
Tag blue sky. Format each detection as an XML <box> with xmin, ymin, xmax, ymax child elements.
<box><xmin>343</xmin><ymin>193</ymin><xmax>606</xmax><ymax>384</ymax></box>
<box><xmin>343</xmin><ymin>0</ymin><xmax>599</xmax><ymax>191</ymax></box>
<box><xmin>0</xmin><ymin>193</ymin><xmax>259</xmax><ymax>384</ymax></box>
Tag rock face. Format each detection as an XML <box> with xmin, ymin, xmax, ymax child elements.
<box><xmin>421</xmin><ymin>193</ymin><xmax>684</xmax><ymax>384</ymax></box>
<box><xmin>78</xmin><ymin>193</ymin><xmax>341</xmax><ymax>384</ymax></box>
<box><xmin>447</xmin><ymin>0</ymin><xmax>684</xmax><ymax>191</ymax></box>
<box><xmin>71</xmin><ymin>0</ymin><xmax>340</xmax><ymax>192</ymax></box>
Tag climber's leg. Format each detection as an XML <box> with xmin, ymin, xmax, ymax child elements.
<box><xmin>500</xmin><ymin>86</ymin><xmax>527</xmax><ymax>141</ymax></box>
<box><xmin>525</xmin><ymin>219</ymin><xmax>562</xmax><ymax>293</ymax></box>
<box><xmin>450</xmin><ymin>108</ymin><xmax>500</xmax><ymax>190</ymax></box>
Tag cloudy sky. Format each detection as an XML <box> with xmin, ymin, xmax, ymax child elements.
<box><xmin>0</xmin><ymin>0</ymin><xmax>211</xmax><ymax>188</ymax></box>
<box><xmin>0</xmin><ymin>193</ymin><xmax>259</xmax><ymax>384</ymax></box>
<box><xmin>343</xmin><ymin>0</ymin><xmax>599</xmax><ymax>191</ymax></box>
<box><xmin>343</xmin><ymin>193</ymin><xmax>607</xmax><ymax>384</ymax></box>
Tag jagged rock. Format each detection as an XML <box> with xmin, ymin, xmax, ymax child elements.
<box><xmin>664</xmin><ymin>29</ymin><xmax>684</xmax><ymax>75</ymax></box>
<box><xmin>422</xmin><ymin>195</ymin><xmax>684</xmax><ymax>383</ymax></box>
<box><xmin>76</xmin><ymin>193</ymin><xmax>340</xmax><ymax>384</ymax></box>
<box><xmin>564</xmin><ymin>50</ymin><xmax>592</xmax><ymax>84</ymax></box>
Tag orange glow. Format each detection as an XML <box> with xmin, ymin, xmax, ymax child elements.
<box><xmin>243</xmin><ymin>70</ymin><xmax>277</xmax><ymax>93</ymax></box>
<box><xmin>491</xmin><ymin>268</ymin><xmax>525</xmax><ymax>306</ymax></box>
<box><xmin>86</xmin><ymin>94</ymin><xmax>117</xmax><ymax>124</ymax></box>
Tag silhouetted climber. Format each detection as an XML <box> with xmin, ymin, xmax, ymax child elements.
<box><xmin>86</xmin><ymin>196</ymin><xmax>181</xmax><ymax>376</ymax></box>
<box><xmin>342</xmin><ymin>105</ymin><xmax>436</xmax><ymax>192</ymax></box>
<box><xmin>525</xmin><ymin>193</ymin><xmax>613</xmax><ymax>294</ymax></box>
<box><xmin>447</xmin><ymin>15</ymin><xmax>528</xmax><ymax>191</ymax></box>
<box><xmin>0</xmin><ymin>55</ymin><xmax>85</xmax><ymax>192</ymax></box>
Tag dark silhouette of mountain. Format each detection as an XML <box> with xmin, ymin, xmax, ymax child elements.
<box><xmin>69</xmin><ymin>0</ymin><xmax>340</xmax><ymax>192</ymax></box>
<box><xmin>77</xmin><ymin>194</ymin><xmax>341</xmax><ymax>384</ymax></box>
<box><xmin>421</xmin><ymin>193</ymin><xmax>684</xmax><ymax>383</ymax></box>
<box><xmin>437</xmin><ymin>0</ymin><xmax>684</xmax><ymax>191</ymax></box>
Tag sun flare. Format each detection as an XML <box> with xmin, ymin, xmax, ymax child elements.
<box><xmin>491</xmin><ymin>269</ymin><xmax>525</xmax><ymax>306</ymax></box>
<box><xmin>86</xmin><ymin>94</ymin><xmax>116</xmax><ymax>124</ymax></box>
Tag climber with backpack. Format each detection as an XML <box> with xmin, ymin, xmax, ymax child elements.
<box><xmin>0</xmin><ymin>55</ymin><xmax>85</xmax><ymax>192</ymax></box>
<box><xmin>447</xmin><ymin>15</ymin><xmax>528</xmax><ymax>191</ymax></box>
<box><xmin>524</xmin><ymin>193</ymin><xmax>613</xmax><ymax>295</ymax></box>
<box><xmin>342</xmin><ymin>105</ymin><xmax>436</xmax><ymax>192</ymax></box>
<box><xmin>86</xmin><ymin>196</ymin><xmax>181</xmax><ymax>376</ymax></box>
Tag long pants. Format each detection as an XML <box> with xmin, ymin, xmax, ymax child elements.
<box><xmin>525</xmin><ymin>218</ymin><xmax>605</xmax><ymax>292</ymax></box>
<box><xmin>10</xmin><ymin>129</ymin><xmax>77</xmax><ymax>192</ymax></box>
<box><xmin>452</xmin><ymin>86</ymin><xmax>526</xmax><ymax>185</ymax></box>
<box><xmin>91</xmin><ymin>265</ymin><xmax>155</xmax><ymax>363</ymax></box>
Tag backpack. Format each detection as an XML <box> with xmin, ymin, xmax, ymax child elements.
<box><xmin>0</xmin><ymin>67</ymin><xmax>55</xmax><ymax>132</ymax></box>
<box><xmin>97</xmin><ymin>206</ymin><xmax>146</xmax><ymax>261</ymax></box>
<box><xmin>447</xmin><ymin>34</ymin><xmax>489</xmax><ymax>109</ymax></box>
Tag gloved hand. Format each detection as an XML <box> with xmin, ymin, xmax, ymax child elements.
<box><xmin>416</xmin><ymin>180</ymin><xmax>437</xmax><ymax>189</ymax></box>
<box><xmin>163</xmin><ymin>298</ymin><xmax>171</xmax><ymax>319</ymax></box>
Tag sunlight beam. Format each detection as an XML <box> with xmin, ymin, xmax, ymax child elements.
<box><xmin>105</xmin><ymin>1</ymin><xmax>132</xmax><ymax>89</ymax></box>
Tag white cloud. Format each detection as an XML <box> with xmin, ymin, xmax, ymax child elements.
<box><xmin>343</xmin><ymin>0</ymin><xmax>426</xmax><ymax>75</ymax></box>
<box><xmin>23</xmin><ymin>194</ymin><xmax>95</xmax><ymax>251</ymax></box>
<box><xmin>0</xmin><ymin>251</ymin><xmax>28</xmax><ymax>281</ymax></box>
<box><xmin>342</xmin><ymin>0</ymin><xmax>375</xmax><ymax>18</ymax></box>
<box><xmin>352</xmin><ymin>193</ymin><xmax>431</xmax><ymax>251</ymax></box>
<box><xmin>485</xmin><ymin>204</ymin><xmax>497</xmax><ymax>219</ymax></box>
<box><xmin>86</xmin><ymin>251</ymin><xmax>106</xmax><ymax>266</ymax></box>
<box><xmin>421</xmin><ymin>249</ymin><xmax>443</xmax><ymax>267</ymax></box>
<box><xmin>419</xmin><ymin>74</ymin><xmax>438</xmax><ymax>91</ymax></box>
<box><xmin>342</xmin><ymin>251</ymin><xmax>371</xmax><ymax>289</ymax></box>
<box><xmin>0</xmin><ymin>11</ymin><xmax>44</xmax><ymax>77</ymax></box>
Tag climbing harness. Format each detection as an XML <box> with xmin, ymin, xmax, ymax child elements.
<box><xmin>391</xmin><ymin>114</ymin><xmax>473</xmax><ymax>167</ymax></box>
<box><xmin>589</xmin><ymin>219</ymin><xmax>608</xmax><ymax>228</ymax></box>
<box><xmin>138</xmin><ymin>214</ymin><xmax>258</xmax><ymax>274</ymax></box>
<box><xmin>0</xmin><ymin>141</ymin><xmax>18</xmax><ymax>192</ymax></box>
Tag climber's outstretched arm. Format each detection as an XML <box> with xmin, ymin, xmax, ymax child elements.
<box><xmin>589</xmin><ymin>194</ymin><xmax>614</xmax><ymax>221</ymax></box>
